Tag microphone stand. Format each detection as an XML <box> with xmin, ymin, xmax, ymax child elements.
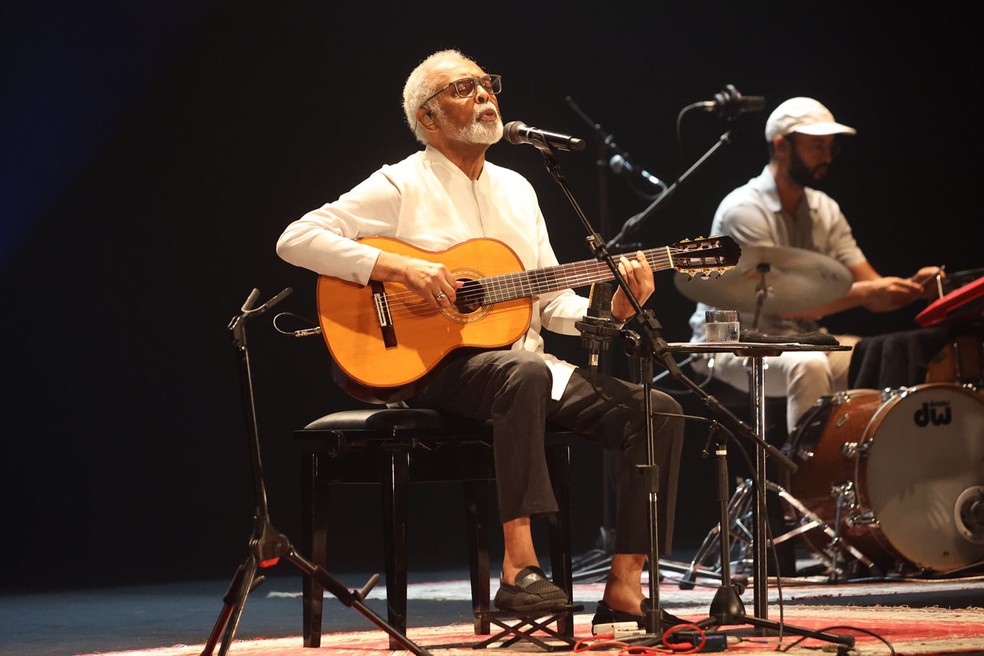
<box><xmin>527</xmin><ymin>141</ymin><xmax>671</xmax><ymax>637</ymax></box>
<box><xmin>203</xmin><ymin>288</ymin><xmax>431</xmax><ymax>656</ymax></box>
<box><xmin>606</xmin><ymin>124</ymin><xmax>734</xmax><ymax>252</ymax></box>
<box><xmin>566</xmin><ymin>96</ymin><xmax>618</xmax><ymax>567</ymax></box>
<box><xmin>565</xmin><ymin>96</ymin><xmax>612</xmax><ymax>238</ymax></box>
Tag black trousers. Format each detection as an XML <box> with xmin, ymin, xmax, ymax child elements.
<box><xmin>410</xmin><ymin>349</ymin><xmax>685</xmax><ymax>555</ymax></box>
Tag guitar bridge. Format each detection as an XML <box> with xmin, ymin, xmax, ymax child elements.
<box><xmin>371</xmin><ymin>281</ymin><xmax>397</xmax><ymax>348</ymax></box>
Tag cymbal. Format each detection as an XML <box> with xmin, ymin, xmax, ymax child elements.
<box><xmin>674</xmin><ymin>245</ymin><xmax>852</xmax><ymax>314</ymax></box>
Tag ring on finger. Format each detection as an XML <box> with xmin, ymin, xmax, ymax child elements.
<box><xmin>435</xmin><ymin>291</ymin><xmax>447</xmax><ymax>300</ymax></box>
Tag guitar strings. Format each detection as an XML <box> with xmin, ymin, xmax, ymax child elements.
<box><xmin>372</xmin><ymin>248</ymin><xmax>681</xmax><ymax>321</ymax></box>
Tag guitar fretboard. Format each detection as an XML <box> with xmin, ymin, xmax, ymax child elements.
<box><xmin>478</xmin><ymin>247</ymin><xmax>674</xmax><ymax>305</ymax></box>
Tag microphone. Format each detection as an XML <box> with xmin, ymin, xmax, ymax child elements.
<box><xmin>575</xmin><ymin>282</ymin><xmax>620</xmax><ymax>379</ymax></box>
<box><xmin>503</xmin><ymin>121</ymin><xmax>586</xmax><ymax>152</ymax></box>
<box><xmin>609</xmin><ymin>153</ymin><xmax>666</xmax><ymax>189</ymax></box>
<box><xmin>699</xmin><ymin>84</ymin><xmax>765</xmax><ymax>118</ymax></box>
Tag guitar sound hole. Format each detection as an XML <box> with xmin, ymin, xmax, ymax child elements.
<box><xmin>453</xmin><ymin>279</ymin><xmax>485</xmax><ymax>314</ymax></box>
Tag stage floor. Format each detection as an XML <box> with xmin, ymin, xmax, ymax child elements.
<box><xmin>3</xmin><ymin>551</ymin><xmax>983</xmax><ymax>656</ymax></box>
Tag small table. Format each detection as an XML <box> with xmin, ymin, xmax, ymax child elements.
<box><xmin>666</xmin><ymin>341</ymin><xmax>852</xmax><ymax>620</ymax></box>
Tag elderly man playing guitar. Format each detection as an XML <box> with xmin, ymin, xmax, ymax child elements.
<box><xmin>277</xmin><ymin>49</ymin><xmax>735</xmax><ymax>632</ymax></box>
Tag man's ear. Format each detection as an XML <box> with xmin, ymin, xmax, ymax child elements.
<box><xmin>417</xmin><ymin>107</ymin><xmax>435</xmax><ymax>128</ymax></box>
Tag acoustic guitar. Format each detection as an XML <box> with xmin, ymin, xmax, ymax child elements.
<box><xmin>316</xmin><ymin>235</ymin><xmax>739</xmax><ymax>403</ymax></box>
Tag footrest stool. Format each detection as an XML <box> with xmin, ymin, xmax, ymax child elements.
<box><xmin>472</xmin><ymin>604</ymin><xmax>584</xmax><ymax>651</ymax></box>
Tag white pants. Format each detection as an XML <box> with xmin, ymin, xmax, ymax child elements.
<box><xmin>692</xmin><ymin>335</ymin><xmax>861</xmax><ymax>434</ymax></box>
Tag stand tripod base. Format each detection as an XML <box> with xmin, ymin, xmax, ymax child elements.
<box><xmin>202</xmin><ymin>522</ymin><xmax>433</xmax><ymax>656</ymax></box>
<box><xmin>695</xmin><ymin>584</ymin><xmax>855</xmax><ymax>649</ymax></box>
<box><xmin>213</xmin><ymin>292</ymin><xmax>432</xmax><ymax>656</ymax></box>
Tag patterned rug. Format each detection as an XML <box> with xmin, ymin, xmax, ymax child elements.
<box><xmin>80</xmin><ymin>575</ymin><xmax>984</xmax><ymax>656</ymax></box>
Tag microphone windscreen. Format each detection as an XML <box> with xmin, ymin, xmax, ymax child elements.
<box><xmin>588</xmin><ymin>282</ymin><xmax>613</xmax><ymax>319</ymax></box>
<box><xmin>503</xmin><ymin>121</ymin><xmax>525</xmax><ymax>144</ymax></box>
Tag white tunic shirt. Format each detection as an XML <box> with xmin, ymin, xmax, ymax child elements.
<box><xmin>277</xmin><ymin>146</ymin><xmax>589</xmax><ymax>399</ymax></box>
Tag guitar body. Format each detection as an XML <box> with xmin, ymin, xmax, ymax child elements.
<box><xmin>317</xmin><ymin>237</ymin><xmax>532</xmax><ymax>403</ymax></box>
<box><xmin>315</xmin><ymin>234</ymin><xmax>739</xmax><ymax>403</ymax></box>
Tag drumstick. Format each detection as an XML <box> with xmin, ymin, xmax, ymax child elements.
<box><xmin>935</xmin><ymin>265</ymin><xmax>946</xmax><ymax>298</ymax></box>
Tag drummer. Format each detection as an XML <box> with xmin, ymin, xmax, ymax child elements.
<box><xmin>688</xmin><ymin>97</ymin><xmax>942</xmax><ymax>436</ymax></box>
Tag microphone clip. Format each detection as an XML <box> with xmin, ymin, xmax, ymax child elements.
<box><xmin>575</xmin><ymin>282</ymin><xmax>623</xmax><ymax>379</ymax></box>
<box><xmin>704</xmin><ymin>84</ymin><xmax>766</xmax><ymax>119</ymax></box>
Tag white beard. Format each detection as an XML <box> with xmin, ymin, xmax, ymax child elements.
<box><xmin>460</xmin><ymin>116</ymin><xmax>503</xmax><ymax>144</ymax></box>
<box><xmin>435</xmin><ymin>105</ymin><xmax>503</xmax><ymax>144</ymax></box>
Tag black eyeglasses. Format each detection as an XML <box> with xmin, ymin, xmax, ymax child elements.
<box><xmin>420</xmin><ymin>75</ymin><xmax>502</xmax><ymax>108</ymax></box>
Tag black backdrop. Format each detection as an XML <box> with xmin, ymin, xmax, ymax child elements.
<box><xmin>1</xmin><ymin>1</ymin><xmax>980</xmax><ymax>591</ymax></box>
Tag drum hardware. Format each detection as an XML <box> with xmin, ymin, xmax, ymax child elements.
<box><xmin>839</xmin><ymin>441</ymin><xmax>861</xmax><ymax>458</ymax></box>
<box><xmin>678</xmin><ymin>477</ymin><xmax>876</xmax><ymax>587</ymax></box>
<box><xmin>827</xmin><ymin>485</ymin><xmax>849</xmax><ymax>582</ymax></box>
<box><xmin>805</xmin><ymin>480</ymin><xmax>876</xmax><ymax>582</ymax></box>
<box><xmin>955</xmin><ymin>486</ymin><xmax>984</xmax><ymax>546</ymax></box>
<box><xmin>677</xmin><ymin>477</ymin><xmax>756</xmax><ymax>590</ymax></box>
<box><xmin>845</xmin><ymin>510</ymin><xmax>877</xmax><ymax>527</ymax></box>
<box><xmin>830</xmin><ymin>481</ymin><xmax>857</xmax><ymax>517</ymax></box>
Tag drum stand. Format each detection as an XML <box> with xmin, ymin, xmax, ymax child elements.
<box><xmin>688</xmin><ymin>424</ymin><xmax>855</xmax><ymax>649</ymax></box>
<box><xmin>202</xmin><ymin>289</ymin><xmax>432</xmax><ymax>656</ymax></box>
<box><xmin>679</xmin><ymin>478</ymin><xmax>877</xmax><ymax>588</ymax></box>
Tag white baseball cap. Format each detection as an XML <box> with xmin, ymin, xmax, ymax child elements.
<box><xmin>764</xmin><ymin>97</ymin><xmax>857</xmax><ymax>142</ymax></box>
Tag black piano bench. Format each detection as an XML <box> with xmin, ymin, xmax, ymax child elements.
<box><xmin>294</xmin><ymin>407</ymin><xmax>575</xmax><ymax>650</ymax></box>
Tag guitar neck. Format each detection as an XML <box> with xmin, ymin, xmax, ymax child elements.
<box><xmin>482</xmin><ymin>246</ymin><xmax>674</xmax><ymax>304</ymax></box>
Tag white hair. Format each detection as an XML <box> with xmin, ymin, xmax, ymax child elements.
<box><xmin>402</xmin><ymin>49</ymin><xmax>472</xmax><ymax>145</ymax></box>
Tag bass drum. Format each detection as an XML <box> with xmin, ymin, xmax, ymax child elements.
<box><xmin>785</xmin><ymin>383</ymin><xmax>984</xmax><ymax>574</ymax></box>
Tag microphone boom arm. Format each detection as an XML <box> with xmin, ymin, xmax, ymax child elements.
<box><xmin>607</xmin><ymin>127</ymin><xmax>734</xmax><ymax>252</ymax></box>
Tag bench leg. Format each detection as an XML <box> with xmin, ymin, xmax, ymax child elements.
<box><xmin>301</xmin><ymin>451</ymin><xmax>326</xmax><ymax>647</ymax></box>
<box><xmin>464</xmin><ymin>479</ymin><xmax>492</xmax><ymax>634</ymax></box>
<box><xmin>380</xmin><ymin>449</ymin><xmax>411</xmax><ymax>649</ymax></box>
<box><xmin>546</xmin><ymin>441</ymin><xmax>573</xmax><ymax>636</ymax></box>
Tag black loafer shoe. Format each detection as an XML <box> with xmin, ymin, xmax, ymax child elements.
<box><xmin>591</xmin><ymin>598</ymin><xmax>688</xmax><ymax>634</ymax></box>
<box><xmin>493</xmin><ymin>566</ymin><xmax>569</xmax><ymax>612</ymax></box>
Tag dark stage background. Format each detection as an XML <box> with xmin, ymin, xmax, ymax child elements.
<box><xmin>1</xmin><ymin>1</ymin><xmax>980</xmax><ymax>591</ymax></box>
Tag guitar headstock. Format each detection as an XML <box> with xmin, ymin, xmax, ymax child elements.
<box><xmin>671</xmin><ymin>236</ymin><xmax>741</xmax><ymax>278</ymax></box>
